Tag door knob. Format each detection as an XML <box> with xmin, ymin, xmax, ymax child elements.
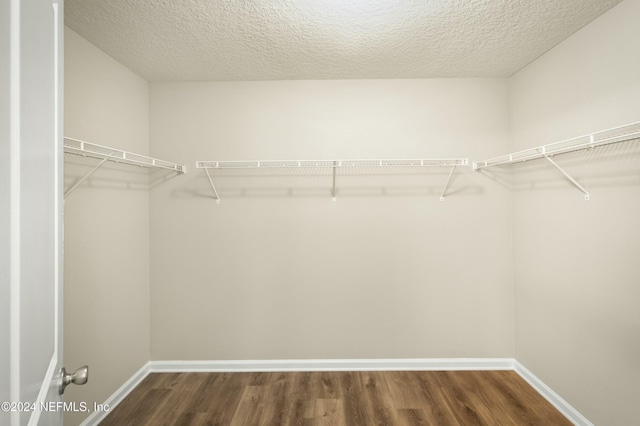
<box><xmin>59</xmin><ymin>365</ymin><xmax>89</xmax><ymax>395</ymax></box>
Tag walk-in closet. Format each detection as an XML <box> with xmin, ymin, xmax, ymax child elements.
<box><xmin>3</xmin><ymin>1</ymin><xmax>638</xmax><ymax>425</ymax></box>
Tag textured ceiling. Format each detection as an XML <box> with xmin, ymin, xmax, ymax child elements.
<box><xmin>64</xmin><ymin>0</ymin><xmax>623</xmax><ymax>82</ymax></box>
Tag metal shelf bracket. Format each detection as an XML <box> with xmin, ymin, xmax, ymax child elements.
<box><xmin>542</xmin><ymin>154</ymin><xmax>590</xmax><ymax>200</ymax></box>
<box><xmin>203</xmin><ymin>167</ymin><xmax>221</xmax><ymax>204</ymax></box>
<box><xmin>440</xmin><ymin>165</ymin><xmax>457</xmax><ymax>201</ymax></box>
<box><xmin>64</xmin><ymin>152</ymin><xmax>114</xmax><ymax>198</ymax></box>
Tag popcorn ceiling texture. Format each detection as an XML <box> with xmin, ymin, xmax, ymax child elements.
<box><xmin>64</xmin><ymin>0</ymin><xmax>622</xmax><ymax>81</ymax></box>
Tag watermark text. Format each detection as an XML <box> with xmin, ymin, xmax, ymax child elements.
<box><xmin>1</xmin><ymin>401</ymin><xmax>110</xmax><ymax>413</ymax></box>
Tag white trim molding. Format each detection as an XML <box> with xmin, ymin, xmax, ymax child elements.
<box><xmin>82</xmin><ymin>358</ymin><xmax>594</xmax><ymax>426</ymax></box>
<box><xmin>80</xmin><ymin>362</ymin><xmax>151</xmax><ymax>426</ymax></box>
<box><xmin>514</xmin><ymin>361</ymin><xmax>594</xmax><ymax>426</ymax></box>
<box><xmin>149</xmin><ymin>358</ymin><xmax>514</xmax><ymax>373</ymax></box>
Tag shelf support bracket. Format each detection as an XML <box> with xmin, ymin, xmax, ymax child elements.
<box><xmin>203</xmin><ymin>168</ymin><xmax>221</xmax><ymax>203</ymax></box>
<box><xmin>64</xmin><ymin>151</ymin><xmax>114</xmax><ymax>199</ymax></box>
<box><xmin>440</xmin><ymin>165</ymin><xmax>457</xmax><ymax>201</ymax></box>
<box><xmin>331</xmin><ymin>161</ymin><xmax>337</xmax><ymax>202</ymax></box>
<box><xmin>543</xmin><ymin>155</ymin><xmax>590</xmax><ymax>200</ymax></box>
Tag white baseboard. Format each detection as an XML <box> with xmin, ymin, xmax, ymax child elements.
<box><xmin>149</xmin><ymin>357</ymin><xmax>514</xmax><ymax>372</ymax></box>
<box><xmin>84</xmin><ymin>358</ymin><xmax>593</xmax><ymax>426</ymax></box>
<box><xmin>79</xmin><ymin>361</ymin><xmax>151</xmax><ymax>426</ymax></box>
<box><xmin>513</xmin><ymin>361</ymin><xmax>594</xmax><ymax>426</ymax></box>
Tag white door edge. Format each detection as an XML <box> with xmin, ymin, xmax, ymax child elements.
<box><xmin>9</xmin><ymin>0</ymin><xmax>22</xmax><ymax>425</ymax></box>
<box><xmin>28</xmin><ymin>353</ymin><xmax>60</xmax><ymax>426</ymax></box>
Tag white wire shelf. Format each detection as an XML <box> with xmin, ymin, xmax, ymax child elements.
<box><xmin>196</xmin><ymin>158</ymin><xmax>469</xmax><ymax>203</ymax></box>
<box><xmin>64</xmin><ymin>137</ymin><xmax>186</xmax><ymax>198</ymax></box>
<box><xmin>473</xmin><ymin>121</ymin><xmax>640</xmax><ymax>171</ymax></box>
<box><xmin>197</xmin><ymin>158</ymin><xmax>468</xmax><ymax>169</ymax></box>
<box><xmin>65</xmin><ymin>137</ymin><xmax>187</xmax><ymax>173</ymax></box>
<box><xmin>472</xmin><ymin>120</ymin><xmax>640</xmax><ymax>200</ymax></box>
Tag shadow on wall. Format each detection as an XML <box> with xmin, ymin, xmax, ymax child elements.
<box><xmin>172</xmin><ymin>166</ymin><xmax>484</xmax><ymax>201</ymax></box>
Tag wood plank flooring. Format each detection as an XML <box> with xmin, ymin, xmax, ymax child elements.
<box><xmin>99</xmin><ymin>370</ymin><xmax>572</xmax><ymax>425</ymax></box>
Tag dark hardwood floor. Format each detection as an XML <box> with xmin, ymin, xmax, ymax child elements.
<box><xmin>99</xmin><ymin>370</ymin><xmax>572</xmax><ymax>425</ymax></box>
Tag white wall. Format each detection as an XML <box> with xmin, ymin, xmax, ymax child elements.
<box><xmin>509</xmin><ymin>0</ymin><xmax>640</xmax><ymax>425</ymax></box>
<box><xmin>149</xmin><ymin>79</ymin><xmax>514</xmax><ymax>361</ymax></box>
<box><xmin>64</xmin><ymin>28</ymin><xmax>150</xmax><ymax>425</ymax></box>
